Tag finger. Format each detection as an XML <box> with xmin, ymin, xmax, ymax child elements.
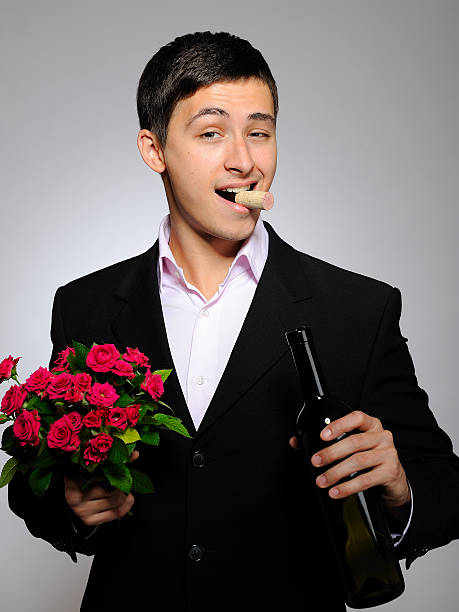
<box><xmin>72</xmin><ymin>491</ymin><xmax>133</xmax><ymax>523</ymax></box>
<box><xmin>75</xmin><ymin>496</ymin><xmax>124</xmax><ymax>518</ymax></box>
<box><xmin>289</xmin><ymin>436</ymin><xmax>300</xmax><ymax>450</ymax></box>
<box><xmin>314</xmin><ymin>448</ymin><xmax>387</xmax><ymax>490</ymax></box>
<box><xmin>319</xmin><ymin>410</ymin><xmax>382</xmax><ymax>442</ymax></box>
<box><xmin>324</xmin><ymin>465</ymin><xmax>388</xmax><ymax>499</ymax></box>
<box><xmin>115</xmin><ymin>492</ymin><xmax>135</xmax><ymax>518</ymax></box>
<box><xmin>84</xmin><ymin>485</ymin><xmax>117</xmax><ymax>501</ymax></box>
<box><xmin>130</xmin><ymin>450</ymin><xmax>140</xmax><ymax>462</ymax></box>
<box><xmin>311</xmin><ymin>430</ymin><xmax>389</xmax><ymax>467</ymax></box>
<box><xmin>85</xmin><ymin>494</ymin><xmax>134</xmax><ymax>526</ymax></box>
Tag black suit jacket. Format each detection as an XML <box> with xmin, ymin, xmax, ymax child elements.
<box><xmin>9</xmin><ymin>222</ymin><xmax>459</xmax><ymax>611</ymax></box>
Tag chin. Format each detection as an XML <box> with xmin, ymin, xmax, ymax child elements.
<box><xmin>209</xmin><ymin>216</ymin><xmax>258</xmax><ymax>242</ymax></box>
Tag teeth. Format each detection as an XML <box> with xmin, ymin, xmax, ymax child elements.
<box><xmin>221</xmin><ymin>185</ymin><xmax>251</xmax><ymax>193</ymax></box>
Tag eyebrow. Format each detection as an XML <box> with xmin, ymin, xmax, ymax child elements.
<box><xmin>186</xmin><ymin>107</ymin><xmax>275</xmax><ymax>127</ymax></box>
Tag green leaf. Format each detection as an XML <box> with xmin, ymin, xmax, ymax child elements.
<box><xmin>34</xmin><ymin>448</ymin><xmax>55</xmax><ymax>472</ymax></box>
<box><xmin>0</xmin><ymin>413</ymin><xmax>9</xmax><ymax>424</ymax></box>
<box><xmin>28</xmin><ymin>467</ymin><xmax>52</xmax><ymax>498</ymax></box>
<box><xmin>109</xmin><ymin>436</ymin><xmax>130</xmax><ymax>464</ymax></box>
<box><xmin>141</xmin><ymin>415</ymin><xmax>156</xmax><ymax>425</ymax></box>
<box><xmin>71</xmin><ymin>448</ymin><xmax>81</xmax><ymax>464</ymax></box>
<box><xmin>126</xmin><ymin>442</ymin><xmax>136</xmax><ymax>455</ymax></box>
<box><xmin>101</xmin><ymin>462</ymin><xmax>132</xmax><ymax>494</ymax></box>
<box><xmin>37</xmin><ymin>438</ymin><xmax>47</xmax><ymax>456</ymax></box>
<box><xmin>114</xmin><ymin>394</ymin><xmax>135</xmax><ymax>408</ymax></box>
<box><xmin>26</xmin><ymin>395</ymin><xmax>51</xmax><ymax>414</ymax></box>
<box><xmin>130</xmin><ymin>373</ymin><xmax>145</xmax><ymax>388</ymax></box>
<box><xmin>138</xmin><ymin>406</ymin><xmax>148</xmax><ymax>421</ymax></box>
<box><xmin>152</xmin><ymin>413</ymin><xmax>191</xmax><ymax>437</ymax></box>
<box><xmin>66</xmin><ymin>352</ymin><xmax>78</xmax><ymax>374</ymax></box>
<box><xmin>140</xmin><ymin>430</ymin><xmax>160</xmax><ymax>446</ymax></box>
<box><xmin>113</xmin><ymin>427</ymin><xmax>141</xmax><ymax>444</ymax></box>
<box><xmin>158</xmin><ymin>399</ymin><xmax>174</xmax><ymax>412</ymax></box>
<box><xmin>1</xmin><ymin>425</ymin><xmax>15</xmax><ymax>452</ymax></box>
<box><xmin>153</xmin><ymin>369</ymin><xmax>172</xmax><ymax>383</ymax></box>
<box><xmin>129</xmin><ymin>467</ymin><xmax>155</xmax><ymax>494</ymax></box>
<box><xmin>140</xmin><ymin>402</ymin><xmax>158</xmax><ymax>413</ymax></box>
<box><xmin>72</xmin><ymin>340</ymin><xmax>90</xmax><ymax>369</ymax></box>
<box><xmin>0</xmin><ymin>457</ymin><xmax>19</xmax><ymax>487</ymax></box>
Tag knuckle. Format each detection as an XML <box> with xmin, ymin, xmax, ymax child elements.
<box><xmin>352</xmin><ymin>410</ymin><xmax>364</xmax><ymax>422</ymax></box>
<box><xmin>359</xmin><ymin>472</ymin><xmax>372</xmax><ymax>490</ymax></box>
<box><xmin>384</xmin><ymin>429</ymin><xmax>394</xmax><ymax>444</ymax></box>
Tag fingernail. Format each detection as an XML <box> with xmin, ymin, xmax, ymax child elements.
<box><xmin>312</xmin><ymin>454</ymin><xmax>322</xmax><ymax>466</ymax></box>
<box><xmin>330</xmin><ymin>488</ymin><xmax>339</xmax><ymax>497</ymax></box>
<box><xmin>322</xmin><ymin>428</ymin><xmax>331</xmax><ymax>439</ymax></box>
<box><xmin>317</xmin><ymin>475</ymin><xmax>327</xmax><ymax>486</ymax></box>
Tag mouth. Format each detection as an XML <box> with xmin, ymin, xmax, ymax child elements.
<box><xmin>215</xmin><ymin>183</ymin><xmax>257</xmax><ymax>203</ymax></box>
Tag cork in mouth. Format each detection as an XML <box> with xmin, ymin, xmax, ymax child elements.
<box><xmin>215</xmin><ymin>183</ymin><xmax>256</xmax><ymax>203</ymax></box>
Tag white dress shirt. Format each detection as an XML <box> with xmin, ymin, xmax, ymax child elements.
<box><xmin>154</xmin><ymin>213</ymin><xmax>412</xmax><ymax>546</ymax></box>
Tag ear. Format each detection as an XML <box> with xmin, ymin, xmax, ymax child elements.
<box><xmin>137</xmin><ymin>129</ymin><xmax>166</xmax><ymax>173</ymax></box>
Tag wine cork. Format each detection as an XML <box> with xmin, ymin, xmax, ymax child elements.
<box><xmin>234</xmin><ymin>190</ymin><xmax>274</xmax><ymax>210</ymax></box>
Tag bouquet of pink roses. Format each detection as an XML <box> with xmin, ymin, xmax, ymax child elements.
<box><xmin>0</xmin><ymin>342</ymin><xmax>190</xmax><ymax>498</ymax></box>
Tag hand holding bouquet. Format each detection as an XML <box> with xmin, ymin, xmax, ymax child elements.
<box><xmin>0</xmin><ymin>342</ymin><xmax>190</xmax><ymax>499</ymax></box>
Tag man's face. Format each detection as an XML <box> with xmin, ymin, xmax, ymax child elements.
<box><xmin>161</xmin><ymin>77</ymin><xmax>277</xmax><ymax>243</ymax></box>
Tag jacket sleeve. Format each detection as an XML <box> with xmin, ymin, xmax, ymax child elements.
<box><xmin>359</xmin><ymin>287</ymin><xmax>459</xmax><ymax>569</ymax></box>
<box><xmin>7</xmin><ymin>287</ymin><xmax>117</xmax><ymax>561</ymax></box>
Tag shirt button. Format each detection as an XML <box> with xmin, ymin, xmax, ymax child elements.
<box><xmin>201</xmin><ymin>309</ymin><xmax>209</xmax><ymax>318</ymax></box>
<box><xmin>189</xmin><ymin>544</ymin><xmax>204</xmax><ymax>561</ymax></box>
<box><xmin>192</xmin><ymin>451</ymin><xmax>206</xmax><ymax>468</ymax></box>
<box><xmin>196</xmin><ymin>376</ymin><xmax>205</xmax><ymax>385</ymax></box>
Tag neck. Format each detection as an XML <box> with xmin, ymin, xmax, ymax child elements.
<box><xmin>168</xmin><ymin>215</ymin><xmax>245</xmax><ymax>301</ymax></box>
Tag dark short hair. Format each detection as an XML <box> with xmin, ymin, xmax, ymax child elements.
<box><xmin>137</xmin><ymin>31</ymin><xmax>278</xmax><ymax>146</ymax></box>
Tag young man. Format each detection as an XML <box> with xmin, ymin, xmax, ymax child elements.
<box><xmin>9</xmin><ymin>32</ymin><xmax>459</xmax><ymax>612</ymax></box>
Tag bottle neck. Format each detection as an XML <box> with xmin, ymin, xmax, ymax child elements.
<box><xmin>285</xmin><ymin>327</ymin><xmax>327</xmax><ymax>401</ymax></box>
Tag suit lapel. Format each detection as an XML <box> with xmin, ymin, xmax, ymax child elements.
<box><xmin>110</xmin><ymin>242</ymin><xmax>197</xmax><ymax>437</ymax></box>
<box><xmin>107</xmin><ymin>224</ymin><xmax>321</xmax><ymax>441</ymax></box>
<box><xmin>196</xmin><ymin>223</ymin><xmax>317</xmax><ymax>437</ymax></box>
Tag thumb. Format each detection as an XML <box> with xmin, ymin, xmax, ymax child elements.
<box><xmin>129</xmin><ymin>450</ymin><xmax>140</xmax><ymax>462</ymax></box>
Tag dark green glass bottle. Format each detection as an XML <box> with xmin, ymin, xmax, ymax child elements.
<box><xmin>285</xmin><ymin>326</ymin><xmax>405</xmax><ymax>608</ymax></box>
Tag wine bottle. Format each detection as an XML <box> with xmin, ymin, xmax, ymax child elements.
<box><xmin>285</xmin><ymin>326</ymin><xmax>405</xmax><ymax>609</ymax></box>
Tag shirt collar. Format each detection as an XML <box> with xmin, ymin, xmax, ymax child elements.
<box><xmin>157</xmin><ymin>214</ymin><xmax>269</xmax><ymax>292</ymax></box>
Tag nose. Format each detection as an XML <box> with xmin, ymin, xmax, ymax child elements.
<box><xmin>224</xmin><ymin>135</ymin><xmax>255</xmax><ymax>175</ymax></box>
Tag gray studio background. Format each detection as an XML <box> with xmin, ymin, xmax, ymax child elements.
<box><xmin>1</xmin><ymin>1</ymin><xmax>458</xmax><ymax>610</ymax></box>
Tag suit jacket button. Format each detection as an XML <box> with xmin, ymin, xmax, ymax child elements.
<box><xmin>189</xmin><ymin>545</ymin><xmax>204</xmax><ymax>561</ymax></box>
<box><xmin>192</xmin><ymin>451</ymin><xmax>206</xmax><ymax>468</ymax></box>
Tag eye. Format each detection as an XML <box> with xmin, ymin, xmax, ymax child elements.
<box><xmin>249</xmin><ymin>132</ymin><xmax>269</xmax><ymax>138</ymax></box>
<box><xmin>200</xmin><ymin>131</ymin><xmax>221</xmax><ymax>140</ymax></box>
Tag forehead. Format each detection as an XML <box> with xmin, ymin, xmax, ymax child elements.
<box><xmin>172</xmin><ymin>78</ymin><xmax>275</xmax><ymax>123</ymax></box>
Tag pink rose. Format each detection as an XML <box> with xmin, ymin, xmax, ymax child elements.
<box><xmin>0</xmin><ymin>356</ymin><xmax>20</xmax><ymax>382</ymax></box>
<box><xmin>106</xmin><ymin>407</ymin><xmax>128</xmax><ymax>431</ymax></box>
<box><xmin>122</xmin><ymin>347</ymin><xmax>149</xmax><ymax>367</ymax></box>
<box><xmin>25</xmin><ymin>367</ymin><xmax>52</xmax><ymax>394</ymax></box>
<box><xmin>1</xmin><ymin>385</ymin><xmax>28</xmax><ymax>416</ymax></box>
<box><xmin>52</xmin><ymin>347</ymin><xmax>75</xmax><ymax>372</ymax></box>
<box><xmin>82</xmin><ymin>410</ymin><xmax>103</xmax><ymax>428</ymax></box>
<box><xmin>87</xmin><ymin>382</ymin><xmax>119</xmax><ymax>408</ymax></box>
<box><xmin>141</xmin><ymin>372</ymin><xmax>164</xmax><ymax>400</ymax></box>
<box><xmin>126</xmin><ymin>404</ymin><xmax>140</xmax><ymax>428</ymax></box>
<box><xmin>111</xmin><ymin>360</ymin><xmax>135</xmax><ymax>379</ymax></box>
<box><xmin>47</xmin><ymin>416</ymin><xmax>80</xmax><ymax>451</ymax></box>
<box><xmin>86</xmin><ymin>344</ymin><xmax>120</xmax><ymax>373</ymax></box>
<box><xmin>74</xmin><ymin>372</ymin><xmax>92</xmax><ymax>393</ymax></box>
<box><xmin>65</xmin><ymin>411</ymin><xmax>83</xmax><ymax>433</ymax></box>
<box><xmin>13</xmin><ymin>409</ymin><xmax>41</xmax><ymax>447</ymax></box>
<box><xmin>47</xmin><ymin>372</ymin><xmax>74</xmax><ymax>399</ymax></box>
<box><xmin>64</xmin><ymin>386</ymin><xmax>84</xmax><ymax>403</ymax></box>
<box><xmin>83</xmin><ymin>433</ymin><xmax>113</xmax><ymax>465</ymax></box>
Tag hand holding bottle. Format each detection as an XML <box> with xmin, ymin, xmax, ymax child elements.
<box><xmin>289</xmin><ymin>410</ymin><xmax>411</xmax><ymax>516</ymax></box>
